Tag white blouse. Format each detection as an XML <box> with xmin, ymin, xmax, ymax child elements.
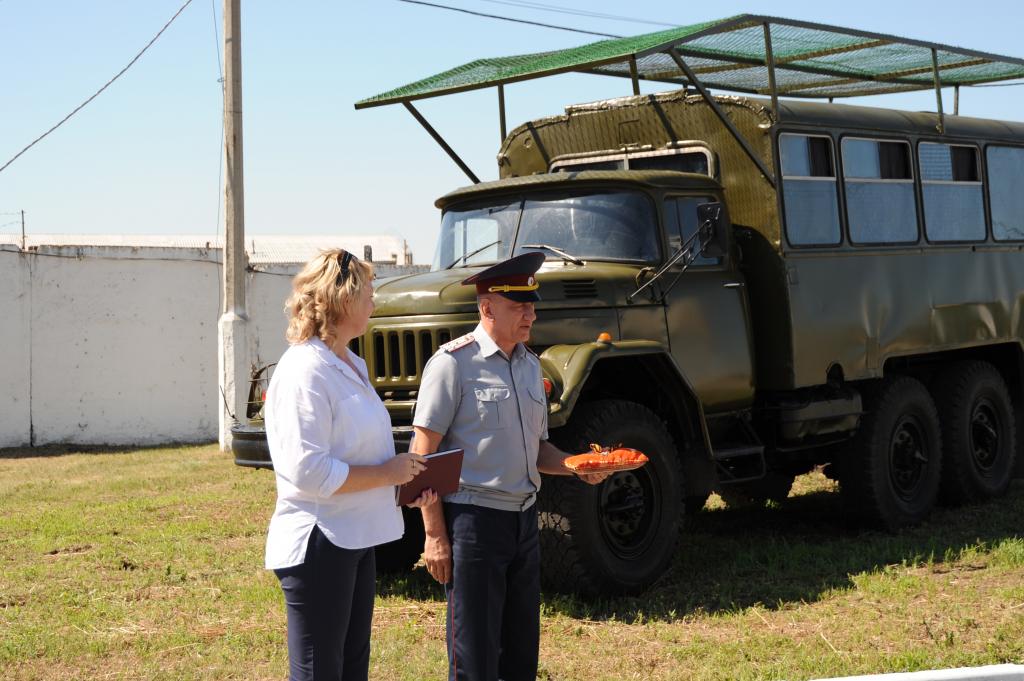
<box><xmin>264</xmin><ymin>337</ymin><xmax>403</xmax><ymax>569</ymax></box>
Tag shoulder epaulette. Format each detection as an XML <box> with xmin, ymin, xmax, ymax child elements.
<box><xmin>440</xmin><ymin>333</ymin><xmax>475</xmax><ymax>353</ymax></box>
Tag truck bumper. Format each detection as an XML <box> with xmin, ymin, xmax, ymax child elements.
<box><xmin>231</xmin><ymin>424</ymin><xmax>417</xmax><ymax>469</ymax></box>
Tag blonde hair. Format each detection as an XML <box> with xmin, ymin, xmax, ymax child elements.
<box><xmin>285</xmin><ymin>249</ymin><xmax>374</xmax><ymax>348</ymax></box>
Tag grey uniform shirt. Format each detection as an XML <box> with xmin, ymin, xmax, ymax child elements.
<box><xmin>413</xmin><ymin>322</ymin><xmax>548</xmax><ymax>511</ymax></box>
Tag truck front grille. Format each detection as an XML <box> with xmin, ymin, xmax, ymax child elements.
<box><xmin>370</xmin><ymin>327</ymin><xmax>454</xmax><ymax>381</ymax></box>
<box><xmin>347</xmin><ymin>337</ymin><xmax>364</xmax><ymax>357</ymax></box>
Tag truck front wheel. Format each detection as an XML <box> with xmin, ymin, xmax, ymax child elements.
<box><xmin>540</xmin><ymin>400</ymin><xmax>683</xmax><ymax>595</ymax></box>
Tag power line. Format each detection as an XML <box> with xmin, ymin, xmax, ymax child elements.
<box><xmin>471</xmin><ymin>0</ymin><xmax>677</xmax><ymax>28</ymax></box>
<box><xmin>396</xmin><ymin>0</ymin><xmax>621</xmax><ymax>39</ymax></box>
<box><xmin>210</xmin><ymin>0</ymin><xmax>224</xmax><ymax>81</ymax></box>
<box><xmin>210</xmin><ymin>0</ymin><xmax>225</xmax><ymax>321</ymax></box>
<box><xmin>397</xmin><ymin>2</ymin><xmax>1024</xmax><ymax>92</ymax></box>
<box><xmin>0</xmin><ymin>0</ymin><xmax>197</xmax><ymax>176</ymax></box>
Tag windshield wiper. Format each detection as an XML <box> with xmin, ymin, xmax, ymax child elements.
<box><xmin>627</xmin><ymin>210</ymin><xmax>716</xmax><ymax>304</ymax></box>
<box><xmin>444</xmin><ymin>239</ymin><xmax>502</xmax><ymax>270</ymax></box>
<box><xmin>519</xmin><ymin>243</ymin><xmax>584</xmax><ymax>266</ymax></box>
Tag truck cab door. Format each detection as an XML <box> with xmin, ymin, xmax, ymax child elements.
<box><xmin>661</xmin><ymin>195</ymin><xmax>756</xmax><ymax>412</ymax></box>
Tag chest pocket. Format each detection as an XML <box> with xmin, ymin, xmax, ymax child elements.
<box><xmin>474</xmin><ymin>385</ymin><xmax>512</xmax><ymax>429</ymax></box>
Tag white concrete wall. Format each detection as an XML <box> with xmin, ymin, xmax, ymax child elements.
<box><xmin>0</xmin><ymin>248</ymin><xmax>32</xmax><ymax>447</ymax></box>
<box><xmin>0</xmin><ymin>246</ymin><xmax>424</xmax><ymax>448</ymax></box>
<box><xmin>247</xmin><ymin>266</ymin><xmax>293</xmax><ymax>371</ymax></box>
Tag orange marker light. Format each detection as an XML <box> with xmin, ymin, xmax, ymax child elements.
<box><xmin>597</xmin><ymin>332</ymin><xmax>612</xmax><ymax>343</ymax></box>
<box><xmin>542</xmin><ymin>378</ymin><xmax>553</xmax><ymax>397</ymax></box>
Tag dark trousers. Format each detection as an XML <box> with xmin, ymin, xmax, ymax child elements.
<box><xmin>444</xmin><ymin>502</ymin><xmax>540</xmax><ymax>681</ymax></box>
<box><xmin>274</xmin><ymin>525</ymin><xmax>376</xmax><ymax>681</ymax></box>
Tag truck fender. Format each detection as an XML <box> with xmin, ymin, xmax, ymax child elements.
<box><xmin>538</xmin><ymin>340</ymin><xmax>713</xmax><ymax>459</ymax></box>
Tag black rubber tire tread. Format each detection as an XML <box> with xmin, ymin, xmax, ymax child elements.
<box><xmin>230</xmin><ymin>425</ymin><xmax>272</xmax><ymax>468</ymax></box>
<box><xmin>374</xmin><ymin>506</ymin><xmax>425</xmax><ymax>574</ymax></box>
<box><xmin>1016</xmin><ymin>399</ymin><xmax>1024</xmax><ymax>479</ymax></box>
<box><xmin>718</xmin><ymin>472</ymin><xmax>795</xmax><ymax>508</ymax></box>
<box><xmin>839</xmin><ymin>376</ymin><xmax>942</xmax><ymax>530</ymax></box>
<box><xmin>540</xmin><ymin>400</ymin><xmax>683</xmax><ymax>595</ymax></box>
<box><xmin>932</xmin><ymin>361</ymin><xmax>1017</xmax><ymax>504</ymax></box>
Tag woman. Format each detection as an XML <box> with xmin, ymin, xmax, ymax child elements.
<box><xmin>264</xmin><ymin>248</ymin><xmax>433</xmax><ymax>681</ymax></box>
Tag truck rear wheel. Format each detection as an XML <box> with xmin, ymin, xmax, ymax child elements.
<box><xmin>932</xmin><ymin>361</ymin><xmax>1017</xmax><ymax>504</ymax></box>
<box><xmin>839</xmin><ymin>376</ymin><xmax>942</xmax><ymax>529</ymax></box>
<box><xmin>540</xmin><ymin>400</ymin><xmax>683</xmax><ymax>595</ymax></box>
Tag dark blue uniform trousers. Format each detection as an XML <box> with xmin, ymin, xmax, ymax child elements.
<box><xmin>444</xmin><ymin>501</ymin><xmax>541</xmax><ymax>681</ymax></box>
<box><xmin>274</xmin><ymin>525</ymin><xmax>376</xmax><ymax>681</ymax></box>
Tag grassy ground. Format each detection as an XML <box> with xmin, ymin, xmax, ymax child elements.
<box><xmin>1</xmin><ymin>445</ymin><xmax>1022</xmax><ymax>680</ymax></box>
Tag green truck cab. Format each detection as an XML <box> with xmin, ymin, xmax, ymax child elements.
<box><xmin>235</xmin><ymin>16</ymin><xmax>1024</xmax><ymax>594</ymax></box>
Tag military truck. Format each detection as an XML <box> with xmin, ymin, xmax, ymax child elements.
<box><xmin>236</xmin><ymin>15</ymin><xmax>1024</xmax><ymax>594</ymax></box>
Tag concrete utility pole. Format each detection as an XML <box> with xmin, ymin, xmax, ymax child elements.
<box><xmin>218</xmin><ymin>0</ymin><xmax>249</xmax><ymax>451</ymax></box>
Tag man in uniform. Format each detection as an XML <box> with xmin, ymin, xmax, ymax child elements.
<box><xmin>411</xmin><ymin>251</ymin><xmax>608</xmax><ymax>681</ymax></box>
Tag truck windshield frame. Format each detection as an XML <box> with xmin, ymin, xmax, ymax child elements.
<box><xmin>431</xmin><ymin>190</ymin><xmax>662</xmax><ymax>271</ymax></box>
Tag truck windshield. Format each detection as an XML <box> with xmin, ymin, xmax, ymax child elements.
<box><xmin>432</xmin><ymin>191</ymin><xmax>658</xmax><ymax>270</ymax></box>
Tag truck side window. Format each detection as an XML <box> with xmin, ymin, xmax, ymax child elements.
<box><xmin>842</xmin><ymin>138</ymin><xmax>918</xmax><ymax>244</ymax></box>
<box><xmin>987</xmin><ymin>146</ymin><xmax>1024</xmax><ymax>241</ymax></box>
<box><xmin>779</xmin><ymin>133</ymin><xmax>841</xmax><ymax>246</ymax></box>
<box><xmin>919</xmin><ymin>142</ymin><xmax>985</xmax><ymax>242</ymax></box>
<box><xmin>664</xmin><ymin>196</ymin><xmax>721</xmax><ymax>266</ymax></box>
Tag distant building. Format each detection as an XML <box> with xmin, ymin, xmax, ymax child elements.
<box><xmin>0</xmin><ymin>234</ymin><xmax>429</xmax><ymax>276</ymax></box>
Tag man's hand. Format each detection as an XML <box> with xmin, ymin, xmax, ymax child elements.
<box><xmin>423</xmin><ymin>531</ymin><xmax>452</xmax><ymax>584</ymax></box>
<box><xmin>406</xmin><ymin>488</ymin><xmax>438</xmax><ymax>508</ymax></box>
<box><xmin>538</xmin><ymin>441</ymin><xmax>612</xmax><ymax>484</ymax></box>
<box><xmin>576</xmin><ymin>471</ymin><xmax>611</xmax><ymax>485</ymax></box>
<box><xmin>412</xmin><ymin>426</ymin><xmax>452</xmax><ymax>583</ymax></box>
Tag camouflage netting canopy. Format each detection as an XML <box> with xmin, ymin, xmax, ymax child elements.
<box><xmin>355</xmin><ymin>14</ymin><xmax>1024</xmax><ymax>108</ymax></box>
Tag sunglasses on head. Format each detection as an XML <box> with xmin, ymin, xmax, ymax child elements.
<box><xmin>336</xmin><ymin>251</ymin><xmax>355</xmax><ymax>286</ymax></box>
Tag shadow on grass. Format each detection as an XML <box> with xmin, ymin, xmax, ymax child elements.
<box><xmin>541</xmin><ymin>481</ymin><xmax>1024</xmax><ymax>623</ymax></box>
<box><xmin>375</xmin><ymin>482</ymin><xmax>1024</xmax><ymax>618</ymax></box>
<box><xmin>377</xmin><ymin>564</ymin><xmax>447</xmax><ymax>602</ymax></box>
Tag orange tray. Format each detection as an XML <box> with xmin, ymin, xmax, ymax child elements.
<box><xmin>564</xmin><ymin>445</ymin><xmax>649</xmax><ymax>473</ymax></box>
<box><xmin>564</xmin><ymin>459</ymin><xmax>647</xmax><ymax>473</ymax></box>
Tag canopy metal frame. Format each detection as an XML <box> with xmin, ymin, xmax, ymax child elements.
<box><xmin>356</xmin><ymin>14</ymin><xmax>1024</xmax><ymax>185</ymax></box>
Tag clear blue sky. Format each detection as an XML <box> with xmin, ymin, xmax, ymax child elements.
<box><xmin>2</xmin><ymin>0</ymin><xmax>1022</xmax><ymax>263</ymax></box>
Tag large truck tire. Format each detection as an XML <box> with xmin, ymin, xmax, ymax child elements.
<box><xmin>839</xmin><ymin>376</ymin><xmax>942</xmax><ymax>529</ymax></box>
<box><xmin>539</xmin><ymin>400</ymin><xmax>683</xmax><ymax>595</ymax></box>
<box><xmin>230</xmin><ymin>424</ymin><xmax>272</xmax><ymax>469</ymax></box>
<box><xmin>375</xmin><ymin>506</ymin><xmax>425</xmax><ymax>575</ymax></box>
<box><xmin>931</xmin><ymin>361</ymin><xmax>1017</xmax><ymax>503</ymax></box>
<box><xmin>717</xmin><ymin>472</ymin><xmax>795</xmax><ymax>509</ymax></box>
<box><xmin>1016</xmin><ymin>399</ymin><xmax>1024</xmax><ymax>479</ymax></box>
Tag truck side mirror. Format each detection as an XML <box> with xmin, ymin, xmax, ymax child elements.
<box><xmin>696</xmin><ymin>202</ymin><xmax>728</xmax><ymax>259</ymax></box>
